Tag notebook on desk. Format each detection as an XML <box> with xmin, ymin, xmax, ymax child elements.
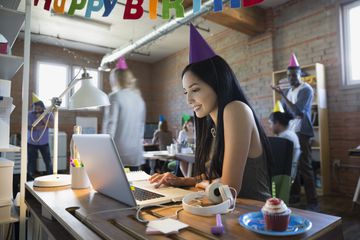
<box><xmin>73</xmin><ymin>134</ymin><xmax>192</xmax><ymax>207</ymax></box>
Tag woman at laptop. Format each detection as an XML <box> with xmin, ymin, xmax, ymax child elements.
<box><xmin>149</xmin><ymin>25</ymin><xmax>272</xmax><ymax>201</ymax></box>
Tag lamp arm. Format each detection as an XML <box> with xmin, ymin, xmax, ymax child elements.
<box><xmin>57</xmin><ymin>77</ymin><xmax>81</xmax><ymax>100</ymax></box>
<box><xmin>31</xmin><ymin>77</ymin><xmax>81</xmax><ymax>128</ymax></box>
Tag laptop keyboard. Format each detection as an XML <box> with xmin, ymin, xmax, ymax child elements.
<box><xmin>133</xmin><ymin>187</ymin><xmax>165</xmax><ymax>201</ymax></box>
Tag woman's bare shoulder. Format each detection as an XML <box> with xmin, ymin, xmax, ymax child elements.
<box><xmin>224</xmin><ymin>101</ymin><xmax>253</xmax><ymax>119</ymax></box>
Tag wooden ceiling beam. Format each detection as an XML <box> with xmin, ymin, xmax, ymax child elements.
<box><xmin>203</xmin><ymin>6</ymin><xmax>266</xmax><ymax>36</ymax></box>
<box><xmin>158</xmin><ymin>0</ymin><xmax>266</xmax><ymax>36</ymax></box>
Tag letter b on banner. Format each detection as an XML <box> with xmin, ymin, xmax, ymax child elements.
<box><xmin>124</xmin><ymin>0</ymin><xmax>144</xmax><ymax>19</ymax></box>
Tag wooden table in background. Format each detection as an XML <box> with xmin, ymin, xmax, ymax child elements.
<box><xmin>143</xmin><ymin>151</ymin><xmax>195</xmax><ymax>176</ymax></box>
<box><xmin>25</xmin><ymin>182</ymin><xmax>343</xmax><ymax>240</ymax></box>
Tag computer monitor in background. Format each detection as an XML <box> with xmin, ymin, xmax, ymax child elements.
<box><xmin>144</xmin><ymin>122</ymin><xmax>158</xmax><ymax>140</ymax></box>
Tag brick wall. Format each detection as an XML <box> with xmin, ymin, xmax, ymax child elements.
<box><xmin>150</xmin><ymin>0</ymin><xmax>360</xmax><ymax>195</ymax></box>
<box><xmin>10</xmin><ymin>40</ymin><xmax>152</xmax><ymax>161</ymax></box>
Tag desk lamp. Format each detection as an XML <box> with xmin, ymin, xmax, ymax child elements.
<box><xmin>32</xmin><ymin>68</ymin><xmax>110</xmax><ymax>187</ymax></box>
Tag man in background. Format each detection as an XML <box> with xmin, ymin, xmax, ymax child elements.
<box><xmin>271</xmin><ymin>53</ymin><xmax>318</xmax><ymax>211</ymax></box>
<box><xmin>27</xmin><ymin>94</ymin><xmax>54</xmax><ymax>179</ymax></box>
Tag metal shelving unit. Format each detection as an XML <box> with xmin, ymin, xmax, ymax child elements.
<box><xmin>0</xmin><ymin>1</ymin><xmax>31</xmax><ymax>239</ymax></box>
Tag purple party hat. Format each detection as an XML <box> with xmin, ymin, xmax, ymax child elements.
<box><xmin>116</xmin><ymin>57</ymin><xmax>128</xmax><ymax>70</ymax></box>
<box><xmin>189</xmin><ymin>23</ymin><xmax>216</xmax><ymax>64</ymax></box>
<box><xmin>288</xmin><ymin>53</ymin><xmax>300</xmax><ymax>68</ymax></box>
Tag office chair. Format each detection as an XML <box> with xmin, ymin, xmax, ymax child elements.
<box><xmin>268</xmin><ymin>137</ymin><xmax>294</xmax><ymax>204</ymax></box>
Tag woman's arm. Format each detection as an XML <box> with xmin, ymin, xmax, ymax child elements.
<box><xmin>221</xmin><ymin>101</ymin><xmax>257</xmax><ymax>194</ymax></box>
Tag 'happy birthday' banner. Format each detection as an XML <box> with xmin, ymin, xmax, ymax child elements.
<box><xmin>34</xmin><ymin>0</ymin><xmax>264</xmax><ymax>20</ymax></box>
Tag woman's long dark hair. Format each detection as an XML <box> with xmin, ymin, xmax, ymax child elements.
<box><xmin>182</xmin><ymin>55</ymin><xmax>273</xmax><ymax>183</ymax></box>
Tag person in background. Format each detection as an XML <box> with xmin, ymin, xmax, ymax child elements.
<box><xmin>269</xmin><ymin>110</ymin><xmax>301</xmax><ymax>181</ymax></box>
<box><xmin>152</xmin><ymin>119</ymin><xmax>173</xmax><ymax>151</ymax></box>
<box><xmin>27</xmin><ymin>94</ymin><xmax>54</xmax><ymax>179</ymax></box>
<box><xmin>177</xmin><ymin>116</ymin><xmax>195</xmax><ymax>146</ymax></box>
<box><xmin>151</xmin><ymin>119</ymin><xmax>173</xmax><ymax>173</ymax></box>
<box><xmin>150</xmin><ymin>24</ymin><xmax>272</xmax><ymax>202</ymax></box>
<box><xmin>271</xmin><ymin>53</ymin><xmax>318</xmax><ymax>211</ymax></box>
<box><xmin>167</xmin><ymin>116</ymin><xmax>196</xmax><ymax>175</ymax></box>
<box><xmin>102</xmin><ymin>57</ymin><xmax>146</xmax><ymax>171</ymax></box>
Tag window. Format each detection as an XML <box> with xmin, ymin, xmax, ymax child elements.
<box><xmin>341</xmin><ymin>0</ymin><xmax>360</xmax><ymax>86</ymax></box>
<box><xmin>37</xmin><ymin>62</ymin><xmax>69</xmax><ymax>108</ymax></box>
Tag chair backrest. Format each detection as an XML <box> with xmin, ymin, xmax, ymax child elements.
<box><xmin>268</xmin><ymin>137</ymin><xmax>294</xmax><ymax>204</ymax></box>
<box><xmin>268</xmin><ymin>137</ymin><xmax>293</xmax><ymax>177</ymax></box>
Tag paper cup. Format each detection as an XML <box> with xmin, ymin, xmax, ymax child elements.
<box><xmin>71</xmin><ymin>166</ymin><xmax>90</xmax><ymax>189</ymax></box>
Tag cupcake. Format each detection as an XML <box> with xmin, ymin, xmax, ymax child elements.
<box><xmin>261</xmin><ymin>198</ymin><xmax>291</xmax><ymax>231</ymax></box>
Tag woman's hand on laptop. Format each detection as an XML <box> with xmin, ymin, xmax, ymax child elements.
<box><xmin>149</xmin><ymin>172</ymin><xmax>183</xmax><ymax>188</ymax></box>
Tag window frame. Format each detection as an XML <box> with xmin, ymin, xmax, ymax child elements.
<box><xmin>340</xmin><ymin>0</ymin><xmax>360</xmax><ymax>88</ymax></box>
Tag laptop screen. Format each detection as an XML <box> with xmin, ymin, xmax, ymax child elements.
<box><xmin>73</xmin><ymin>134</ymin><xmax>137</xmax><ymax>207</ymax></box>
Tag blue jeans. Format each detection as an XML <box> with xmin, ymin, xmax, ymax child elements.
<box><xmin>27</xmin><ymin>143</ymin><xmax>52</xmax><ymax>177</ymax></box>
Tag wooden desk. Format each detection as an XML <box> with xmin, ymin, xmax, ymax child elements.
<box><xmin>25</xmin><ymin>182</ymin><xmax>343</xmax><ymax>240</ymax></box>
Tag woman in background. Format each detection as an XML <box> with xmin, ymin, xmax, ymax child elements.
<box><xmin>152</xmin><ymin>120</ymin><xmax>173</xmax><ymax>151</ymax></box>
<box><xmin>102</xmin><ymin>57</ymin><xmax>146</xmax><ymax>171</ymax></box>
<box><xmin>177</xmin><ymin>117</ymin><xmax>195</xmax><ymax>146</ymax></box>
<box><xmin>152</xmin><ymin>120</ymin><xmax>173</xmax><ymax>173</ymax></box>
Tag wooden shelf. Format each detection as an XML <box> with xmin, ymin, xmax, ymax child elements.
<box><xmin>0</xmin><ymin>53</ymin><xmax>23</xmax><ymax>79</ymax></box>
<box><xmin>0</xmin><ymin>7</ymin><xmax>25</xmax><ymax>48</ymax></box>
<box><xmin>0</xmin><ymin>144</ymin><xmax>21</xmax><ymax>152</ymax></box>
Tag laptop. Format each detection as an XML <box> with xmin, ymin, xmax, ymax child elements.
<box><xmin>73</xmin><ymin>134</ymin><xmax>192</xmax><ymax>207</ymax></box>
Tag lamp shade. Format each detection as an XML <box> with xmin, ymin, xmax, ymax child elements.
<box><xmin>69</xmin><ymin>80</ymin><xmax>109</xmax><ymax>109</ymax></box>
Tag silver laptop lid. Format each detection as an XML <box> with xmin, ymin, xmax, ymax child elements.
<box><xmin>73</xmin><ymin>134</ymin><xmax>137</xmax><ymax>207</ymax></box>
